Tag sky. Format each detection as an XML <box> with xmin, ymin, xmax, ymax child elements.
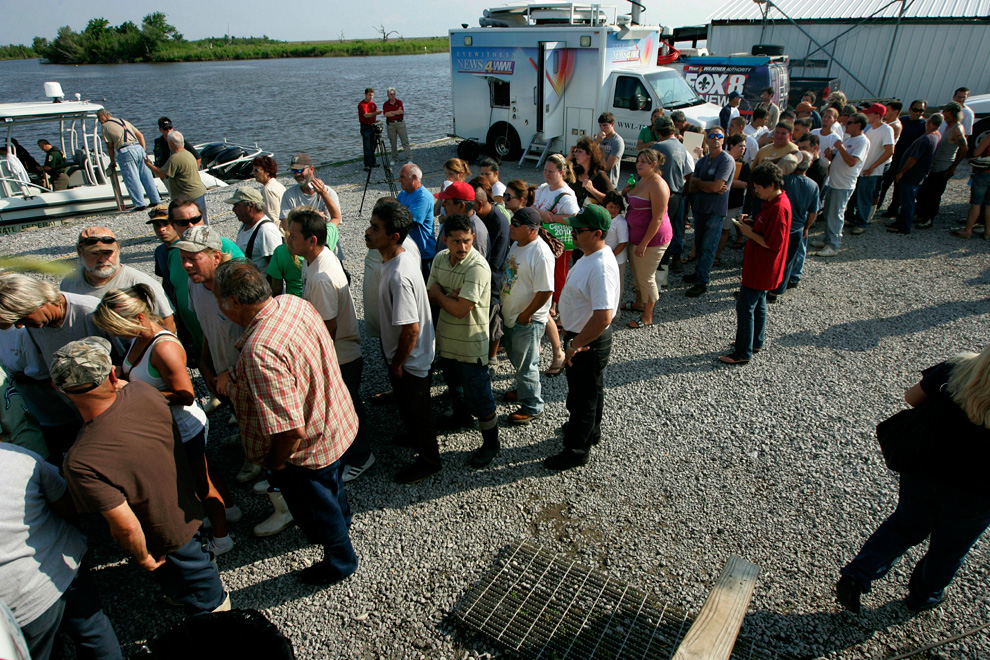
<box><xmin>1</xmin><ymin>0</ymin><xmax>727</xmax><ymax>44</ymax></box>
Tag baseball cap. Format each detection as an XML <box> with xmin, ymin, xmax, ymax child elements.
<box><xmin>146</xmin><ymin>204</ymin><xmax>170</xmax><ymax>224</ymax></box>
<box><xmin>77</xmin><ymin>226</ymin><xmax>117</xmax><ymax>252</ymax></box>
<box><xmin>795</xmin><ymin>101</ymin><xmax>816</xmax><ymax>114</ymax></box>
<box><xmin>289</xmin><ymin>153</ymin><xmax>313</xmax><ymax>169</ymax></box>
<box><xmin>158</xmin><ymin>116</ymin><xmax>173</xmax><ymax>130</ymax></box>
<box><xmin>511</xmin><ymin>207</ymin><xmax>541</xmax><ymax>228</ymax></box>
<box><xmin>434</xmin><ymin>181</ymin><xmax>475</xmax><ymax>201</ymax></box>
<box><xmin>50</xmin><ymin>337</ymin><xmax>114</xmax><ymax>391</ymax></box>
<box><xmin>224</xmin><ymin>187</ymin><xmax>264</xmax><ymax>206</ymax></box>
<box><xmin>728</xmin><ymin>91</ymin><xmax>742</xmax><ymax>100</ymax></box>
<box><xmin>569</xmin><ymin>204</ymin><xmax>611</xmax><ymax>233</ymax></box>
<box><xmin>174</xmin><ymin>225</ymin><xmax>223</xmax><ymax>253</ymax></box>
<box><xmin>655</xmin><ymin>116</ymin><xmax>675</xmax><ymax>132</ymax></box>
<box><xmin>865</xmin><ymin>103</ymin><xmax>888</xmax><ymax>116</ymax></box>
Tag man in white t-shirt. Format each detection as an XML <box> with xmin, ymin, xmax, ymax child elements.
<box><xmin>940</xmin><ymin>87</ymin><xmax>975</xmax><ymax>137</ymax></box>
<box><xmin>813</xmin><ymin>112</ymin><xmax>870</xmax><ymax>256</ymax></box>
<box><xmin>500</xmin><ymin>207</ymin><xmax>554</xmax><ymax>425</ymax></box>
<box><xmin>849</xmin><ymin>103</ymin><xmax>895</xmax><ymax>233</ymax></box>
<box><xmin>286</xmin><ymin>207</ymin><xmax>372</xmax><ymax>483</ymax></box>
<box><xmin>811</xmin><ymin>108</ymin><xmax>843</xmax><ymax>172</ymax></box>
<box><xmin>729</xmin><ymin>116</ymin><xmax>760</xmax><ymax>166</ymax></box>
<box><xmin>365</xmin><ymin>200</ymin><xmax>439</xmax><ymax>485</ymax></box>
<box><xmin>546</xmin><ymin>205</ymin><xmax>619</xmax><ymax>471</ymax></box>
<box><xmin>227</xmin><ymin>187</ymin><xmax>281</xmax><ymax>271</ymax></box>
<box><xmin>279</xmin><ymin>153</ymin><xmax>342</xmax><ymax>242</ymax></box>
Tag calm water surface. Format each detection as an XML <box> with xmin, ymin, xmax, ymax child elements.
<box><xmin>0</xmin><ymin>54</ymin><xmax>452</xmax><ymax>168</ymax></box>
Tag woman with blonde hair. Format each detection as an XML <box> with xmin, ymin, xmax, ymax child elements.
<box><xmin>622</xmin><ymin>149</ymin><xmax>671</xmax><ymax>329</ymax></box>
<box><xmin>836</xmin><ymin>344</ymin><xmax>990</xmax><ymax>614</ymax></box>
<box><xmin>94</xmin><ymin>284</ymin><xmax>239</xmax><ymax>557</ymax></box>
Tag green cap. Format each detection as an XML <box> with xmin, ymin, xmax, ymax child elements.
<box><xmin>50</xmin><ymin>337</ymin><xmax>113</xmax><ymax>390</ymax></box>
<box><xmin>569</xmin><ymin>204</ymin><xmax>611</xmax><ymax>233</ymax></box>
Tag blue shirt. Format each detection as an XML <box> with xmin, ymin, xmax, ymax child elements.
<box><xmin>782</xmin><ymin>174</ymin><xmax>821</xmax><ymax>231</ymax></box>
<box><xmin>900</xmin><ymin>132</ymin><xmax>939</xmax><ymax>187</ymax></box>
<box><xmin>691</xmin><ymin>150</ymin><xmax>736</xmax><ymax>217</ymax></box>
<box><xmin>397</xmin><ymin>185</ymin><xmax>437</xmax><ymax>260</ymax></box>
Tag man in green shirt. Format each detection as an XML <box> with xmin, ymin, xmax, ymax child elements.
<box><xmin>427</xmin><ymin>214</ymin><xmax>500</xmax><ymax>469</ymax></box>
<box><xmin>37</xmin><ymin>139</ymin><xmax>69</xmax><ymax>190</ymax></box>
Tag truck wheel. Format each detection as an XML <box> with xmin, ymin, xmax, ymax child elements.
<box><xmin>456</xmin><ymin>139</ymin><xmax>480</xmax><ymax>163</ymax></box>
<box><xmin>486</xmin><ymin>123</ymin><xmax>521</xmax><ymax>160</ymax></box>
<box><xmin>751</xmin><ymin>44</ymin><xmax>785</xmax><ymax>56</ymax></box>
<box><xmin>971</xmin><ymin>118</ymin><xmax>990</xmax><ymax>156</ymax></box>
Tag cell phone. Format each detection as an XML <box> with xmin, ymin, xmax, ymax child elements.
<box><xmin>732</xmin><ymin>218</ymin><xmax>744</xmax><ymax>227</ymax></box>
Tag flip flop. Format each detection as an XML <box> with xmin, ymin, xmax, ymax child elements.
<box><xmin>627</xmin><ymin>317</ymin><xmax>652</xmax><ymax>329</ymax></box>
<box><xmin>546</xmin><ymin>356</ymin><xmax>566</xmax><ymax>377</ymax></box>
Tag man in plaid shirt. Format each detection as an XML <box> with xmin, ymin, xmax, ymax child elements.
<box><xmin>214</xmin><ymin>260</ymin><xmax>359</xmax><ymax>587</ymax></box>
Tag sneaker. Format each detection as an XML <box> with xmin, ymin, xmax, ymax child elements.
<box><xmin>253</xmin><ymin>492</ymin><xmax>294</xmax><ymax>537</ymax></box>
<box><xmin>544</xmin><ymin>449</ymin><xmax>590</xmax><ymax>470</ymax></box>
<box><xmin>204</xmin><ymin>505</ymin><xmax>243</xmax><ymax>530</ymax></box>
<box><xmin>809</xmin><ymin>239</ymin><xmax>826</xmax><ymax>249</ymax></box>
<box><xmin>835</xmin><ymin>575</ymin><xmax>862</xmax><ymax>614</ymax></box>
<box><xmin>816</xmin><ymin>245</ymin><xmax>839</xmax><ymax>257</ymax></box>
<box><xmin>394</xmin><ymin>460</ymin><xmax>442</xmax><ymax>484</ymax></box>
<box><xmin>509</xmin><ymin>409</ymin><xmax>544</xmax><ymax>425</ymax></box>
<box><xmin>235</xmin><ymin>460</ymin><xmax>261</xmax><ymax>483</ymax></box>
<box><xmin>915</xmin><ymin>219</ymin><xmax>933</xmax><ymax>229</ymax></box>
<box><xmin>468</xmin><ymin>444</ymin><xmax>499</xmax><ymax>469</ymax></box>
<box><xmin>685</xmin><ymin>283</ymin><xmax>707</xmax><ymax>298</ymax></box>
<box><xmin>341</xmin><ymin>452</ymin><xmax>376</xmax><ymax>483</ymax></box>
<box><xmin>252</xmin><ymin>479</ymin><xmax>271</xmax><ymax>495</ymax></box>
<box><xmin>205</xmin><ymin>535</ymin><xmax>234</xmax><ymax>558</ymax></box>
<box><xmin>850</xmin><ymin>226</ymin><xmax>865</xmax><ymax>235</ymax></box>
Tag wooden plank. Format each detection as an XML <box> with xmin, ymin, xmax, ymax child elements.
<box><xmin>671</xmin><ymin>555</ymin><xmax>760</xmax><ymax>660</ymax></box>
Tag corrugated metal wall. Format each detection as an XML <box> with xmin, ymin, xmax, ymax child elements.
<box><xmin>709</xmin><ymin>22</ymin><xmax>990</xmax><ymax>105</ymax></box>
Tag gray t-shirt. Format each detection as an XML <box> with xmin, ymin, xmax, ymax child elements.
<box><xmin>61</xmin><ymin>264</ymin><xmax>175</xmax><ymax>320</ymax></box>
<box><xmin>652</xmin><ymin>138</ymin><xmax>692</xmax><ymax>194</ymax></box>
<box><xmin>0</xmin><ymin>444</ymin><xmax>87</xmax><ymax>627</ymax></box>
<box><xmin>363</xmin><ymin>237</ymin><xmax>421</xmax><ymax>339</ymax></box>
<box><xmin>378</xmin><ymin>250</ymin><xmax>435</xmax><ymax>379</ymax></box>
<box><xmin>280</xmin><ymin>184</ymin><xmax>345</xmax><ymax>259</ymax></box>
<box><xmin>691</xmin><ymin>150</ymin><xmax>736</xmax><ymax>217</ymax></box>
<box><xmin>599</xmin><ymin>133</ymin><xmax>625</xmax><ymax>188</ymax></box>
<box><xmin>187</xmin><ymin>282</ymin><xmax>243</xmax><ymax>374</ymax></box>
<box><xmin>24</xmin><ymin>291</ymin><xmax>125</xmax><ymax>378</ymax></box>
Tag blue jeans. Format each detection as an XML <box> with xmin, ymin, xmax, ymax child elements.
<box><xmin>440</xmin><ymin>357</ymin><xmax>497</xmax><ymax>420</ymax></box>
<box><xmin>790</xmin><ymin>233</ymin><xmax>808</xmax><ymax>284</ymax></box>
<box><xmin>667</xmin><ymin>193</ymin><xmax>686</xmax><ymax>258</ymax></box>
<box><xmin>842</xmin><ymin>472</ymin><xmax>990</xmax><ymax>610</ymax></box>
<box><xmin>360</xmin><ymin>124</ymin><xmax>376</xmax><ymax>168</ymax></box>
<box><xmin>563</xmin><ymin>328</ymin><xmax>612</xmax><ymax>455</ymax></box>
<box><xmin>154</xmin><ymin>534</ymin><xmax>226</xmax><ymax>615</ymax></box>
<box><xmin>339</xmin><ymin>357</ymin><xmax>370</xmax><ymax>467</ymax></box>
<box><xmin>692</xmin><ymin>212</ymin><xmax>725</xmax><ymax>285</ymax></box>
<box><xmin>116</xmin><ymin>143</ymin><xmax>161</xmax><ymax>208</ymax></box>
<box><xmin>268</xmin><ymin>461</ymin><xmax>358</xmax><ymax>581</ymax></box>
<box><xmin>20</xmin><ymin>564</ymin><xmax>121</xmax><ymax>660</ymax></box>
<box><xmin>733</xmin><ymin>285</ymin><xmax>766</xmax><ymax>360</ymax></box>
<box><xmin>893</xmin><ymin>183</ymin><xmax>920</xmax><ymax>232</ymax></box>
<box><xmin>852</xmin><ymin>175</ymin><xmax>881</xmax><ymax>227</ymax></box>
<box><xmin>502</xmin><ymin>320</ymin><xmax>546</xmax><ymax>415</ymax></box>
<box><xmin>772</xmin><ymin>231</ymin><xmax>803</xmax><ymax>295</ymax></box>
<box><xmin>823</xmin><ymin>186</ymin><xmax>854</xmax><ymax>250</ymax></box>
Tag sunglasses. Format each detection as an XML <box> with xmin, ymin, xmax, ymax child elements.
<box><xmin>290</xmin><ymin>168</ymin><xmax>306</xmax><ymax>175</ymax></box>
<box><xmin>910</xmin><ymin>107</ymin><xmax>924</xmax><ymax>112</ymax></box>
<box><xmin>172</xmin><ymin>215</ymin><xmax>203</xmax><ymax>227</ymax></box>
<box><xmin>707</xmin><ymin>133</ymin><xmax>724</xmax><ymax>139</ymax></box>
<box><xmin>573</xmin><ymin>226</ymin><xmax>594</xmax><ymax>235</ymax></box>
<box><xmin>78</xmin><ymin>236</ymin><xmax>116</xmax><ymax>246</ymax></box>
<box><xmin>503</xmin><ymin>194</ymin><xmax>515</xmax><ymax>202</ymax></box>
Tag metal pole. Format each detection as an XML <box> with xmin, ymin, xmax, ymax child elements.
<box><xmin>766</xmin><ymin>0</ymin><xmax>880</xmax><ymax>97</ymax></box>
<box><xmin>877</xmin><ymin>0</ymin><xmax>911</xmax><ymax>96</ymax></box>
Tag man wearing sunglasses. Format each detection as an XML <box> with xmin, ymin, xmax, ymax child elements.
<box><xmin>279</xmin><ymin>153</ymin><xmax>343</xmax><ymax>251</ymax></box>
<box><xmin>880</xmin><ymin>100</ymin><xmax>927</xmax><ymax>219</ymax></box>
<box><xmin>61</xmin><ymin>226</ymin><xmax>176</xmax><ymax>334</ymax></box>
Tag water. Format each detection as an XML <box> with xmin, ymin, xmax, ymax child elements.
<box><xmin>0</xmin><ymin>53</ymin><xmax>452</xmax><ymax>169</ymax></box>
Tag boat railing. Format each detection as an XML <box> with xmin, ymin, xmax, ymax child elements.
<box><xmin>0</xmin><ymin>175</ymin><xmax>50</xmax><ymax>196</ymax></box>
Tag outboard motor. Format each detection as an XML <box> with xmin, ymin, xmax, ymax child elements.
<box><xmin>197</xmin><ymin>143</ymin><xmax>228</xmax><ymax>169</ymax></box>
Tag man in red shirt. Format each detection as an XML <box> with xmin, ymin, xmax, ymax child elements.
<box><xmin>383</xmin><ymin>87</ymin><xmax>412</xmax><ymax>165</ymax></box>
<box><xmin>214</xmin><ymin>260</ymin><xmax>359</xmax><ymax>587</ymax></box>
<box><xmin>720</xmin><ymin>162</ymin><xmax>791</xmax><ymax>365</ymax></box>
<box><xmin>358</xmin><ymin>88</ymin><xmax>382</xmax><ymax>172</ymax></box>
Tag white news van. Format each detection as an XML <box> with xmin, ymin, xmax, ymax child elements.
<box><xmin>449</xmin><ymin>3</ymin><xmax>721</xmax><ymax>164</ymax></box>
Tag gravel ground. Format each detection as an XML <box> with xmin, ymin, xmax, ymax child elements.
<box><xmin>6</xmin><ymin>142</ymin><xmax>990</xmax><ymax>659</ymax></box>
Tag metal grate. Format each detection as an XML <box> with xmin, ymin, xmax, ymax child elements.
<box><xmin>457</xmin><ymin>541</ymin><xmax>792</xmax><ymax>660</ymax></box>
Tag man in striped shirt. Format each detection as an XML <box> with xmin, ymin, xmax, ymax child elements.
<box><xmin>214</xmin><ymin>260</ymin><xmax>358</xmax><ymax>587</ymax></box>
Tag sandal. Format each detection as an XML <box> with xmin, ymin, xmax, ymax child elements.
<box><xmin>546</xmin><ymin>355</ymin><xmax>566</xmax><ymax>377</ymax></box>
<box><xmin>950</xmin><ymin>229</ymin><xmax>972</xmax><ymax>239</ymax></box>
<box><xmin>627</xmin><ymin>317</ymin><xmax>652</xmax><ymax>329</ymax></box>
<box><xmin>621</xmin><ymin>301</ymin><xmax>645</xmax><ymax>312</ymax></box>
<box><xmin>718</xmin><ymin>354</ymin><xmax>750</xmax><ymax>365</ymax></box>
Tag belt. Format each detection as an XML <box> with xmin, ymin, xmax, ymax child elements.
<box><xmin>387</xmin><ymin>119</ymin><xmax>404</xmax><ymax>124</ymax></box>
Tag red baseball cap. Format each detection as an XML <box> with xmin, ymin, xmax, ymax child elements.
<box><xmin>434</xmin><ymin>181</ymin><xmax>475</xmax><ymax>201</ymax></box>
<box><xmin>865</xmin><ymin>103</ymin><xmax>888</xmax><ymax>116</ymax></box>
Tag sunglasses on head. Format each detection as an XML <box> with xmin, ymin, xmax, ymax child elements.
<box><xmin>78</xmin><ymin>236</ymin><xmax>116</xmax><ymax>246</ymax></box>
<box><xmin>172</xmin><ymin>215</ymin><xmax>203</xmax><ymax>227</ymax></box>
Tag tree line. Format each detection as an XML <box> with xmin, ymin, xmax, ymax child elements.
<box><xmin>0</xmin><ymin>14</ymin><xmax>448</xmax><ymax>64</ymax></box>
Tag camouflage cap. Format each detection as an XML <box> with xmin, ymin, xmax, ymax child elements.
<box><xmin>174</xmin><ymin>225</ymin><xmax>223</xmax><ymax>253</ymax></box>
<box><xmin>50</xmin><ymin>336</ymin><xmax>113</xmax><ymax>390</ymax></box>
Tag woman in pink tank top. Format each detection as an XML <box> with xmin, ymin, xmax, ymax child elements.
<box><xmin>622</xmin><ymin>150</ymin><xmax>672</xmax><ymax>328</ymax></box>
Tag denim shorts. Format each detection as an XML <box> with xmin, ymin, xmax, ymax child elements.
<box><xmin>971</xmin><ymin>171</ymin><xmax>990</xmax><ymax>207</ymax></box>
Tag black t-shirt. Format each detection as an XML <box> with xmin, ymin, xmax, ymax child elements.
<box><xmin>154</xmin><ymin>136</ymin><xmax>201</xmax><ymax>169</ymax></box>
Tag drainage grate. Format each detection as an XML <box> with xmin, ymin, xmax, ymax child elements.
<box><xmin>456</xmin><ymin>541</ymin><xmax>792</xmax><ymax>660</ymax></box>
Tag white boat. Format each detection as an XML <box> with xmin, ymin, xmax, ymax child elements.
<box><xmin>0</xmin><ymin>90</ymin><xmax>227</xmax><ymax>227</ymax></box>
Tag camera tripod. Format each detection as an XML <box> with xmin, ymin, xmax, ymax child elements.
<box><xmin>359</xmin><ymin>123</ymin><xmax>398</xmax><ymax>215</ymax></box>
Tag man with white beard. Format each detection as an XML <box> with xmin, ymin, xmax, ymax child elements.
<box><xmin>60</xmin><ymin>226</ymin><xmax>176</xmax><ymax>334</ymax></box>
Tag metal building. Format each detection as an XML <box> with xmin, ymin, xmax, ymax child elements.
<box><xmin>706</xmin><ymin>0</ymin><xmax>990</xmax><ymax>105</ymax></box>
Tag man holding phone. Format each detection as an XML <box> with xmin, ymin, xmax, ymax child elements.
<box><xmin>279</xmin><ymin>153</ymin><xmax>342</xmax><ymax>233</ymax></box>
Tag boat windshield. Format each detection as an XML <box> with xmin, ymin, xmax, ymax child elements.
<box><xmin>645</xmin><ymin>70</ymin><xmax>703</xmax><ymax>110</ymax></box>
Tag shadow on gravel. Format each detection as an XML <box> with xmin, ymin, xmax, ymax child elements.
<box><xmin>774</xmin><ymin>299</ymin><xmax>988</xmax><ymax>351</ymax></box>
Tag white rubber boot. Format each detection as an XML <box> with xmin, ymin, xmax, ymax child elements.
<box><xmin>252</xmin><ymin>491</ymin><xmax>294</xmax><ymax>537</ymax></box>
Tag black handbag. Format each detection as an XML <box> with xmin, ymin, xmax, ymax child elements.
<box><xmin>875</xmin><ymin>389</ymin><xmax>951</xmax><ymax>473</ymax></box>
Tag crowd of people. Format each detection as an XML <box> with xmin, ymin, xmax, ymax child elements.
<box><xmin>0</xmin><ymin>81</ymin><xmax>988</xmax><ymax>658</ymax></box>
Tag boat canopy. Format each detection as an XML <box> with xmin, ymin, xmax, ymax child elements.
<box><xmin>0</xmin><ymin>101</ymin><xmax>105</xmax><ymax>124</ymax></box>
